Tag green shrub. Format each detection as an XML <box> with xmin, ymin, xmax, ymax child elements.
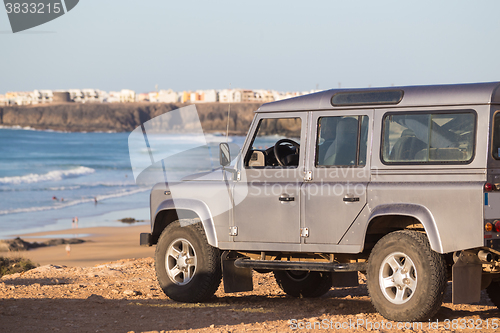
<box><xmin>0</xmin><ymin>257</ymin><xmax>38</xmax><ymax>277</ymax></box>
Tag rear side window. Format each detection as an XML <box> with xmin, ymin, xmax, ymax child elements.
<box><xmin>316</xmin><ymin>115</ymin><xmax>368</xmax><ymax>167</ymax></box>
<box><xmin>382</xmin><ymin>112</ymin><xmax>475</xmax><ymax>164</ymax></box>
<box><xmin>492</xmin><ymin>112</ymin><xmax>500</xmax><ymax>159</ymax></box>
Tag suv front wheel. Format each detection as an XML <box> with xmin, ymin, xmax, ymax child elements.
<box><xmin>367</xmin><ymin>230</ymin><xmax>447</xmax><ymax>322</ymax></box>
<box><xmin>155</xmin><ymin>220</ymin><xmax>222</xmax><ymax>303</ymax></box>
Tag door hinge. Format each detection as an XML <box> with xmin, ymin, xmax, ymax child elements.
<box><xmin>229</xmin><ymin>226</ymin><xmax>238</xmax><ymax>236</ymax></box>
<box><xmin>304</xmin><ymin>171</ymin><xmax>312</xmax><ymax>181</ymax></box>
<box><xmin>300</xmin><ymin>227</ymin><xmax>309</xmax><ymax>238</ymax></box>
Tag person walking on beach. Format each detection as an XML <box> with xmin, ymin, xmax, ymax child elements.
<box><xmin>65</xmin><ymin>244</ymin><xmax>71</xmax><ymax>256</ymax></box>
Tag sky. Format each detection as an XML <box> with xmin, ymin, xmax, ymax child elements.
<box><xmin>0</xmin><ymin>0</ymin><xmax>499</xmax><ymax>94</ymax></box>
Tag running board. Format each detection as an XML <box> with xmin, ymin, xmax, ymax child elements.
<box><xmin>234</xmin><ymin>258</ymin><xmax>367</xmax><ymax>272</ymax></box>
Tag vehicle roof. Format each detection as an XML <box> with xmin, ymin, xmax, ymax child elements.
<box><xmin>257</xmin><ymin>81</ymin><xmax>500</xmax><ymax>112</ymax></box>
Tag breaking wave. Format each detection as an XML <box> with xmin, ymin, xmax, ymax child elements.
<box><xmin>0</xmin><ymin>166</ymin><xmax>95</xmax><ymax>185</ymax></box>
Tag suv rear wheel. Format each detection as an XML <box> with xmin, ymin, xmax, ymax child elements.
<box><xmin>274</xmin><ymin>270</ymin><xmax>332</xmax><ymax>298</ymax></box>
<box><xmin>155</xmin><ymin>220</ymin><xmax>222</xmax><ymax>302</ymax></box>
<box><xmin>486</xmin><ymin>279</ymin><xmax>500</xmax><ymax>308</ymax></box>
<box><xmin>367</xmin><ymin>230</ymin><xmax>447</xmax><ymax>322</ymax></box>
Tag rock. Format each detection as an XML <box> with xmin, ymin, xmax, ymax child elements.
<box><xmin>119</xmin><ymin>218</ymin><xmax>137</xmax><ymax>224</ymax></box>
<box><xmin>0</xmin><ymin>237</ymin><xmax>85</xmax><ymax>252</ymax></box>
<box><xmin>122</xmin><ymin>290</ymin><xmax>138</xmax><ymax>296</ymax></box>
<box><xmin>43</xmin><ymin>238</ymin><xmax>85</xmax><ymax>246</ymax></box>
<box><xmin>87</xmin><ymin>294</ymin><xmax>106</xmax><ymax>303</ymax></box>
<box><xmin>0</xmin><ymin>237</ymin><xmax>32</xmax><ymax>251</ymax></box>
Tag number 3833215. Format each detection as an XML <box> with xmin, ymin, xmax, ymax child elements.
<box><xmin>5</xmin><ymin>2</ymin><xmax>62</xmax><ymax>14</ymax></box>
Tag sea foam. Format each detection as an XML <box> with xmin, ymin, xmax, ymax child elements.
<box><xmin>0</xmin><ymin>166</ymin><xmax>95</xmax><ymax>185</ymax></box>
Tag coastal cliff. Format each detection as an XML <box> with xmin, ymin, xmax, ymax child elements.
<box><xmin>0</xmin><ymin>102</ymin><xmax>262</xmax><ymax>134</ymax></box>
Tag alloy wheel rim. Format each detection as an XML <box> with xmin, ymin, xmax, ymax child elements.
<box><xmin>379</xmin><ymin>251</ymin><xmax>417</xmax><ymax>304</ymax></box>
<box><xmin>166</xmin><ymin>238</ymin><xmax>197</xmax><ymax>285</ymax></box>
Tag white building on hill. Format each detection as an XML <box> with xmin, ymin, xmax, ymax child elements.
<box><xmin>203</xmin><ymin>89</ymin><xmax>218</xmax><ymax>102</ymax></box>
<box><xmin>156</xmin><ymin>89</ymin><xmax>179</xmax><ymax>103</ymax></box>
<box><xmin>4</xmin><ymin>91</ymin><xmax>34</xmax><ymax>105</ymax></box>
<box><xmin>107</xmin><ymin>91</ymin><xmax>122</xmax><ymax>103</ymax></box>
<box><xmin>120</xmin><ymin>89</ymin><xmax>136</xmax><ymax>103</ymax></box>
<box><xmin>67</xmin><ymin>89</ymin><xmax>83</xmax><ymax>102</ymax></box>
<box><xmin>33</xmin><ymin>90</ymin><xmax>53</xmax><ymax>104</ymax></box>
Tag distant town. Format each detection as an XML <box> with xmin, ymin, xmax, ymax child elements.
<box><xmin>0</xmin><ymin>88</ymin><xmax>321</xmax><ymax>106</ymax></box>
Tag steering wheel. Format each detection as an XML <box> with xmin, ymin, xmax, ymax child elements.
<box><xmin>274</xmin><ymin>139</ymin><xmax>300</xmax><ymax>166</ymax></box>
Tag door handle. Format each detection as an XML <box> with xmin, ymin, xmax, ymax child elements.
<box><xmin>343</xmin><ymin>196</ymin><xmax>360</xmax><ymax>202</ymax></box>
<box><xmin>279</xmin><ymin>195</ymin><xmax>295</xmax><ymax>202</ymax></box>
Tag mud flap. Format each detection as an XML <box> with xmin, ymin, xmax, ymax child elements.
<box><xmin>221</xmin><ymin>251</ymin><xmax>253</xmax><ymax>293</ymax></box>
<box><xmin>452</xmin><ymin>252</ymin><xmax>482</xmax><ymax>304</ymax></box>
<box><xmin>331</xmin><ymin>271</ymin><xmax>359</xmax><ymax>287</ymax></box>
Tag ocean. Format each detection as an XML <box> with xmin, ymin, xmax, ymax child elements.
<box><xmin>0</xmin><ymin>128</ymin><xmax>156</xmax><ymax>238</ymax></box>
<box><xmin>0</xmin><ymin>126</ymin><xmax>281</xmax><ymax>239</ymax></box>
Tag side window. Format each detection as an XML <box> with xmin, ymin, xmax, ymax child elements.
<box><xmin>382</xmin><ymin>112</ymin><xmax>475</xmax><ymax>163</ymax></box>
<box><xmin>245</xmin><ymin>117</ymin><xmax>301</xmax><ymax>168</ymax></box>
<box><xmin>316</xmin><ymin>115</ymin><xmax>368</xmax><ymax>167</ymax></box>
<box><xmin>492</xmin><ymin>112</ymin><xmax>500</xmax><ymax>159</ymax></box>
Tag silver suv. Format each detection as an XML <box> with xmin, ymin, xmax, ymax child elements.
<box><xmin>141</xmin><ymin>82</ymin><xmax>500</xmax><ymax>322</ymax></box>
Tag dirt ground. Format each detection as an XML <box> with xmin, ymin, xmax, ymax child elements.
<box><xmin>1</xmin><ymin>257</ymin><xmax>499</xmax><ymax>333</ymax></box>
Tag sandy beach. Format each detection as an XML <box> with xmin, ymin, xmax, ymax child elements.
<box><xmin>2</xmin><ymin>257</ymin><xmax>499</xmax><ymax>332</ymax></box>
<box><xmin>3</xmin><ymin>224</ymin><xmax>155</xmax><ymax>267</ymax></box>
<box><xmin>2</xmin><ymin>223</ymin><xmax>500</xmax><ymax>332</ymax></box>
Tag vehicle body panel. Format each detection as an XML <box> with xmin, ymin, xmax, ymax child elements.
<box><xmin>302</xmin><ymin>109</ymin><xmax>373</xmax><ymax>245</ymax></box>
<box><xmin>148</xmin><ymin>82</ymin><xmax>500</xmax><ymax>255</ymax></box>
<box><xmin>231</xmin><ymin>112</ymin><xmax>308</xmax><ymax>244</ymax></box>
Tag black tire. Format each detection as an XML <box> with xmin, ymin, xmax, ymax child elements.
<box><xmin>486</xmin><ymin>280</ymin><xmax>500</xmax><ymax>309</ymax></box>
<box><xmin>367</xmin><ymin>230</ymin><xmax>447</xmax><ymax>322</ymax></box>
<box><xmin>155</xmin><ymin>220</ymin><xmax>222</xmax><ymax>303</ymax></box>
<box><xmin>274</xmin><ymin>270</ymin><xmax>332</xmax><ymax>298</ymax></box>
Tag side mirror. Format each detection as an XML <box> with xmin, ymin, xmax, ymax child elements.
<box><xmin>219</xmin><ymin>142</ymin><xmax>231</xmax><ymax>167</ymax></box>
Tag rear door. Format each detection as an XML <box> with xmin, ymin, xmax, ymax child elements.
<box><xmin>302</xmin><ymin>110</ymin><xmax>373</xmax><ymax>244</ymax></box>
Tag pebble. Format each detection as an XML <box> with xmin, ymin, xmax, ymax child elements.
<box><xmin>123</xmin><ymin>290</ymin><xmax>137</xmax><ymax>296</ymax></box>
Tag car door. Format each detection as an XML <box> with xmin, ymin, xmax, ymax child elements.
<box><xmin>302</xmin><ymin>110</ymin><xmax>373</xmax><ymax>244</ymax></box>
<box><xmin>232</xmin><ymin>112</ymin><xmax>308</xmax><ymax>243</ymax></box>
